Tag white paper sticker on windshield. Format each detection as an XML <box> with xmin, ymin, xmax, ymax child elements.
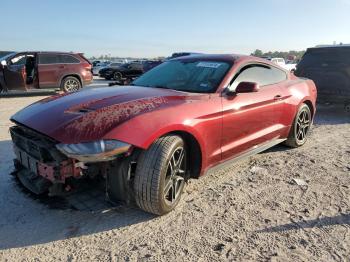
<box><xmin>196</xmin><ymin>62</ymin><xmax>222</xmax><ymax>68</ymax></box>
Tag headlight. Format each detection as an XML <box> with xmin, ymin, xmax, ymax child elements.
<box><xmin>56</xmin><ymin>140</ymin><xmax>131</xmax><ymax>162</ymax></box>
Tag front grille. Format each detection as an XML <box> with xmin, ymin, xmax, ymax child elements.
<box><xmin>10</xmin><ymin>125</ymin><xmax>64</xmax><ymax>163</ymax></box>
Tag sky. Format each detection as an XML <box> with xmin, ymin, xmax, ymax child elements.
<box><xmin>1</xmin><ymin>0</ymin><xmax>350</xmax><ymax>58</ymax></box>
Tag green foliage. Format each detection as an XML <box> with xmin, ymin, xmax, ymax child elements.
<box><xmin>251</xmin><ymin>49</ymin><xmax>305</xmax><ymax>60</ymax></box>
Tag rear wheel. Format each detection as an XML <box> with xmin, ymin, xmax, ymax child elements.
<box><xmin>134</xmin><ymin>135</ymin><xmax>187</xmax><ymax>215</ymax></box>
<box><xmin>285</xmin><ymin>103</ymin><xmax>312</xmax><ymax>148</ymax></box>
<box><xmin>61</xmin><ymin>76</ymin><xmax>81</xmax><ymax>92</ymax></box>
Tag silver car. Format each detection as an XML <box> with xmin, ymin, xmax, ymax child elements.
<box><xmin>92</xmin><ymin>61</ymin><xmax>111</xmax><ymax>75</ymax></box>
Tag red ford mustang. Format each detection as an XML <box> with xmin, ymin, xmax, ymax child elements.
<box><xmin>10</xmin><ymin>54</ymin><xmax>317</xmax><ymax>215</ymax></box>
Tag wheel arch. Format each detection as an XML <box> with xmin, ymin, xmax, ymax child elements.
<box><xmin>302</xmin><ymin>99</ymin><xmax>314</xmax><ymax>118</ymax></box>
<box><xmin>112</xmin><ymin>70</ymin><xmax>123</xmax><ymax>76</ymax></box>
<box><xmin>108</xmin><ymin>125</ymin><xmax>206</xmax><ymax>179</ymax></box>
<box><xmin>167</xmin><ymin>130</ymin><xmax>202</xmax><ymax>179</ymax></box>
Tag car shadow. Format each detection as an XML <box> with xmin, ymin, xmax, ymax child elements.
<box><xmin>0</xmin><ymin>140</ymin><xmax>155</xmax><ymax>250</ymax></box>
<box><xmin>257</xmin><ymin>213</ymin><xmax>350</xmax><ymax>233</ymax></box>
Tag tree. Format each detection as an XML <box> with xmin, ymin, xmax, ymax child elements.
<box><xmin>251</xmin><ymin>49</ymin><xmax>263</xmax><ymax>57</ymax></box>
<box><xmin>250</xmin><ymin>49</ymin><xmax>305</xmax><ymax>61</ymax></box>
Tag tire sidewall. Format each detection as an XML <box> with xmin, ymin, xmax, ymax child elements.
<box><xmin>61</xmin><ymin>76</ymin><xmax>81</xmax><ymax>92</ymax></box>
<box><xmin>293</xmin><ymin>104</ymin><xmax>311</xmax><ymax>146</ymax></box>
<box><xmin>158</xmin><ymin>138</ymin><xmax>186</xmax><ymax>214</ymax></box>
<box><xmin>113</xmin><ymin>72</ymin><xmax>123</xmax><ymax>81</ymax></box>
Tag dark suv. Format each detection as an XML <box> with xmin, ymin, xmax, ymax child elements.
<box><xmin>295</xmin><ymin>46</ymin><xmax>350</xmax><ymax>104</ymax></box>
<box><xmin>0</xmin><ymin>52</ymin><xmax>93</xmax><ymax>93</ymax></box>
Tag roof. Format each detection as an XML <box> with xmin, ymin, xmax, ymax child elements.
<box><xmin>172</xmin><ymin>53</ymin><xmax>249</xmax><ymax>63</ymax></box>
<box><xmin>12</xmin><ymin>51</ymin><xmax>81</xmax><ymax>55</ymax></box>
<box><xmin>309</xmin><ymin>45</ymin><xmax>350</xmax><ymax>50</ymax></box>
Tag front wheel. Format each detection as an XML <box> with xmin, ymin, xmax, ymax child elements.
<box><xmin>284</xmin><ymin>103</ymin><xmax>312</xmax><ymax>148</ymax></box>
<box><xmin>113</xmin><ymin>72</ymin><xmax>123</xmax><ymax>81</ymax></box>
<box><xmin>134</xmin><ymin>135</ymin><xmax>187</xmax><ymax>215</ymax></box>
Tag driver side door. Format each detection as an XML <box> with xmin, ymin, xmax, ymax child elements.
<box><xmin>3</xmin><ymin>53</ymin><xmax>27</xmax><ymax>90</ymax></box>
<box><xmin>221</xmin><ymin>64</ymin><xmax>287</xmax><ymax>161</ymax></box>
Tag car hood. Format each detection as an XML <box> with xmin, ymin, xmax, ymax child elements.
<box><xmin>11</xmin><ymin>86</ymin><xmax>201</xmax><ymax>143</ymax></box>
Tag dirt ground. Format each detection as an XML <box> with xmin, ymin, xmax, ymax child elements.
<box><xmin>0</xmin><ymin>95</ymin><xmax>349</xmax><ymax>262</ymax></box>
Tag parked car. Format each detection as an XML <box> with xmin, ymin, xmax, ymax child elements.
<box><xmin>142</xmin><ymin>60</ymin><xmax>163</xmax><ymax>72</ymax></box>
<box><xmin>92</xmin><ymin>60</ymin><xmax>110</xmax><ymax>67</ymax></box>
<box><xmin>267</xmin><ymin>57</ymin><xmax>296</xmax><ymax>71</ymax></box>
<box><xmin>99</xmin><ymin>60</ymin><xmax>162</xmax><ymax>81</ymax></box>
<box><xmin>295</xmin><ymin>45</ymin><xmax>350</xmax><ymax>106</ymax></box>
<box><xmin>0</xmin><ymin>52</ymin><xmax>93</xmax><ymax>93</ymax></box>
<box><xmin>92</xmin><ymin>61</ymin><xmax>112</xmax><ymax>75</ymax></box>
<box><xmin>0</xmin><ymin>51</ymin><xmax>14</xmax><ymax>59</ymax></box>
<box><xmin>97</xmin><ymin>62</ymin><xmax>123</xmax><ymax>75</ymax></box>
<box><xmin>166</xmin><ymin>52</ymin><xmax>201</xmax><ymax>60</ymax></box>
<box><xmin>10</xmin><ymin>54</ymin><xmax>317</xmax><ymax>215</ymax></box>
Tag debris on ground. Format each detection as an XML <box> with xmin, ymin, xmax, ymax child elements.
<box><xmin>292</xmin><ymin>178</ymin><xmax>308</xmax><ymax>187</ymax></box>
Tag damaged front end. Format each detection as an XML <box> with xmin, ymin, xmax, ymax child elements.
<box><xmin>10</xmin><ymin>125</ymin><xmax>135</xmax><ymax>201</ymax></box>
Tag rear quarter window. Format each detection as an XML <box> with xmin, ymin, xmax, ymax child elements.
<box><xmin>60</xmin><ymin>55</ymin><xmax>80</xmax><ymax>64</ymax></box>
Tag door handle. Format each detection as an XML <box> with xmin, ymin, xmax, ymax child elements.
<box><xmin>274</xmin><ymin>95</ymin><xmax>282</xmax><ymax>100</ymax></box>
<box><xmin>59</xmin><ymin>65</ymin><xmax>65</xmax><ymax>69</ymax></box>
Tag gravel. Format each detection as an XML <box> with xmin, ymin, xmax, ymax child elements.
<box><xmin>0</xmin><ymin>96</ymin><xmax>349</xmax><ymax>261</ymax></box>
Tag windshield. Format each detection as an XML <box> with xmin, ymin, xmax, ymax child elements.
<box><xmin>132</xmin><ymin>60</ymin><xmax>231</xmax><ymax>93</ymax></box>
<box><xmin>121</xmin><ymin>63</ymin><xmax>131</xmax><ymax>68</ymax></box>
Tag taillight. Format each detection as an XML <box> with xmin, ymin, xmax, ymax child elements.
<box><xmin>84</xmin><ymin>63</ymin><xmax>92</xmax><ymax>71</ymax></box>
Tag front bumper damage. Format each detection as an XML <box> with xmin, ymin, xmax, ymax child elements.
<box><xmin>10</xmin><ymin>125</ymin><xmax>135</xmax><ymax>207</ymax></box>
<box><xmin>10</xmin><ymin>125</ymin><xmax>83</xmax><ymax>194</ymax></box>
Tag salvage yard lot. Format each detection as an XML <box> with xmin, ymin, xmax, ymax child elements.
<box><xmin>0</xmin><ymin>91</ymin><xmax>349</xmax><ymax>261</ymax></box>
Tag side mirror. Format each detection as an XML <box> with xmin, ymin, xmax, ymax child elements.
<box><xmin>1</xmin><ymin>60</ymin><xmax>7</xmax><ymax>67</ymax></box>
<box><xmin>235</xmin><ymin>81</ymin><xmax>259</xmax><ymax>93</ymax></box>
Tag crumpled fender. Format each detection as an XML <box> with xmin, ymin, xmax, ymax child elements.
<box><xmin>102</xmin><ymin>114</ymin><xmax>209</xmax><ymax>172</ymax></box>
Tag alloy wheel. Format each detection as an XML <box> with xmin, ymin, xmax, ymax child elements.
<box><xmin>113</xmin><ymin>72</ymin><xmax>122</xmax><ymax>81</ymax></box>
<box><xmin>296</xmin><ymin>109</ymin><xmax>310</xmax><ymax>142</ymax></box>
<box><xmin>164</xmin><ymin>147</ymin><xmax>186</xmax><ymax>205</ymax></box>
<box><xmin>64</xmin><ymin>79</ymin><xmax>80</xmax><ymax>92</ymax></box>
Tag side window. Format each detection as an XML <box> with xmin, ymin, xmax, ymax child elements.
<box><xmin>10</xmin><ymin>54</ymin><xmax>27</xmax><ymax>66</ymax></box>
<box><xmin>39</xmin><ymin>54</ymin><xmax>59</xmax><ymax>64</ymax></box>
<box><xmin>134</xmin><ymin>64</ymin><xmax>143</xmax><ymax>70</ymax></box>
<box><xmin>230</xmin><ymin>64</ymin><xmax>287</xmax><ymax>90</ymax></box>
<box><xmin>60</xmin><ymin>55</ymin><xmax>80</xmax><ymax>64</ymax></box>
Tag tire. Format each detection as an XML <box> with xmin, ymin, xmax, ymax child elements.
<box><xmin>61</xmin><ymin>76</ymin><xmax>81</xmax><ymax>92</ymax></box>
<box><xmin>113</xmin><ymin>72</ymin><xmax>123</xmax><ymax>81</ymax></box>
<box><xmin>345</xmin><ymin>103</ymin><xmax>350</xmax><ymax>112</ymax></box>
<box><xmin>107</xmin><ymin>158</ymin><xmax>132</xmax><ymax>205</ymax></box>
<box><xmin>284</xmin><ymin>103</ymin><xmax>312</xmax><ymax>148</ymax></box>
<box><xmin>134</xmin><ymin>135</ymin><xmax>187</xmax><ymax>215</ymax></box>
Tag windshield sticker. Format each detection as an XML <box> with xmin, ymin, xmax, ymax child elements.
<box><xmin>196</xmin><ymin>62</ymin><xmax>222</xmax><ymax>68</ymax></box>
